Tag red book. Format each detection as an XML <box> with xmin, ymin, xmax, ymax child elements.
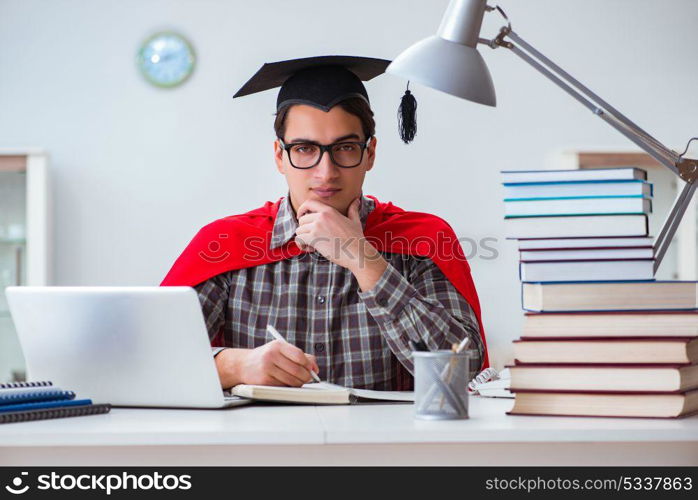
<box><xmin>522</xmin><ymin>310</ymin><xmax>698</xmax><ymax>339</ymax></box>
<box><xmin>513</xmin><ymin>337</ymin><xmax>698</xmax><ymax>365</ymax></box>
<box><xmin>506</xmin><ymin>363</ymin><xmax>698</xmax><ymax>393</ymax></box>
<box><xmin>507</xmin><ymin>389</ymin><xmax>698</xmax><ymax>419</ymax></box>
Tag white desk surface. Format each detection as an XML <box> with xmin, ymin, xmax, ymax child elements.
<box><xmin>1</xmin><ymin>397</ymin><xmax>697</xmax><ymax>465</ymax></box>
<box><xmin>315</xmin><ymin>398</ymin><xmax>698</xmax><ymax>444</ymax></box>
<box><xmin>1</xmin><ymin>397</ymin><xmax>697</xmax><ymax>446</ymax></box>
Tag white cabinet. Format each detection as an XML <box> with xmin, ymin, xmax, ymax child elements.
<box><xmin>0</xmin><ymin>149</ymin><xmax>51</xmax><ymax>382</ymax></box>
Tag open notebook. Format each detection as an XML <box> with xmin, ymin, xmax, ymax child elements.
<box><xmin>228</xmin><ymin>382</ymin><xmax>415</xmax><ymax>405</ymax></box>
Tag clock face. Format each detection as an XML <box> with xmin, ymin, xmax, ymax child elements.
<box><xmin>137</xmin><ymin>32</ymin><xmax>195</xmax><ymax>88</ymax></box>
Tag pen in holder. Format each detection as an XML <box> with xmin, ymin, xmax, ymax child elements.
<box><xmin>413</xmin><ymin>350</ymin><xmax>470</xmax><ymax>420</ymax></box>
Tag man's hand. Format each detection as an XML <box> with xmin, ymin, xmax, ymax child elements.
<box><xmin>296</xmin><ymin>196</ymin><xmax>388</xmax><ymax>291</ymax></box>
<box><xmin>295</xmin><ymin>197</ymin><xmax>365</xmax><ymax>269</ymax></box>
<box><xmin>215</xmin><ymin>340</ymin><xmax>319</xmax><ymax>389</ymax></box>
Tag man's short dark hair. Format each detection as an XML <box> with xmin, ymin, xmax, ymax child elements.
<box><xmin>274</xmin><ymin>97</ymin><xmax>376</xmax><ymax>141</ymax></box>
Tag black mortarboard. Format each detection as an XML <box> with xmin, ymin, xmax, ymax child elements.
<box><xmin>234</xmin><ymin>55</ymin><xmax>389</xmax><ymax>111</ymax></box>
<box><xmin>233</xmin><ymin>55</ymin><xmax>417</xmax><ymax>143</ymax></box>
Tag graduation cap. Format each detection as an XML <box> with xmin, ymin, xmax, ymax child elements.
<box><xmin>233</xmin><ymin>55</ymin><xmax>418</xmax><ymax>144</ymax></box>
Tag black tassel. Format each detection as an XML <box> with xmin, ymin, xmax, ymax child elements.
<box><xmin>398</xmin><ymin>82</ymin><xmax>417</xmax><ymax>144</ymax></box>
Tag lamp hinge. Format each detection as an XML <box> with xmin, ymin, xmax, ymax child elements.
<box><xmin>677</xmin><ymin>157</ymin><xmax>698</xmax><ymax>183</ymax></box>
<box><xmin>493</xmin><ymin>26</ymin><xmax>514</xmax><ymax>49</ymax></box>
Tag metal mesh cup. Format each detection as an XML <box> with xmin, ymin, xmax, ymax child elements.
<box><xmin>464</xmin><ymin>348</ymin><xmax>479</xmax><ymax>382</ymax></box>
<box><xmin>413</xmin><ymin>350</ymin><xmax>470</xmax><ymax>420</ymax></box>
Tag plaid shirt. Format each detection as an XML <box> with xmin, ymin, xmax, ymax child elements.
<box><xmin>195</xmin><ymin>193</ymin><xmax>484</xmax><ymax>390</ymax></box>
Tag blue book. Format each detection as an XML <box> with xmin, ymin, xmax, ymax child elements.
<box><xmin>0</xmin><ymin>398</ymin><xmax>93</xmax><ymax>413</ymax></box>
<box><xmin>501</xmin><ymin>167</ymin><xmax>647</xmax><ymax>184</ymax></box>
<box><xmin>503</xmin><ymin>180</ymin><xmax>653</xmax><ymax>199</ymax></box>
<box><xmin>504</xmin><ymin>196</ymin><xmax>651</xmax><ymax>217</ymax></box>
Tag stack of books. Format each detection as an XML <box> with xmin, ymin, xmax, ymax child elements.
<box><xmin>509</xmin><ymin>281</ymin><xmax>698</xmax><ymax>418</ymax></box>
<box><xmin>501</xmin><ymin>168</ymin><xmax>698</xmax><ymax>418</ymax></box>
<box><xmin>503</xmin><ymin>167</ymin><xmax>654</xmax><ymax>281</ymax></box>
<box><xmin>0</xmin><ymin>380</ymin><xmax>111</xmax><ymax>424</ymax></box>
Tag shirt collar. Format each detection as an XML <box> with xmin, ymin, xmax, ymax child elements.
<box><xmin>270</xmin><ymin>192</ymin><xmax>375</xmax><ymax>250</ymax></box>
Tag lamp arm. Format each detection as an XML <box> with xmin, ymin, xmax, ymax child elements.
<box><xmin>653</xmin><ymin>182</ymin><xmax>697</xmax><ymax>273</ymax></box>
<box><xmin>478</xmin><ymin>25</ymin><xmax>698</xmax><ymax>273</ymax></box>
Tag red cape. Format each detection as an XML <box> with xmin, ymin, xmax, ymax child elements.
<box><xmin>161</xmin><ymin>195</ymin><xmax>490</xmax><ymax>372</ymax></box>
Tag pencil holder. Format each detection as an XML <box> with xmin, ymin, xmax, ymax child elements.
<box><xmin>413</xmin><ymin>350</ymin><xmax>471</xmax><ymax>420</ymax></box>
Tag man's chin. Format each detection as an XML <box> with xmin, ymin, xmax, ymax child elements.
<box><xmin>308</xmin><ymin>194</ymin><xmax>347</xmax><ymax>213</ymax></box>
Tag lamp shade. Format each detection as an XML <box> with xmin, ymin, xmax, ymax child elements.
<box><xmin>387</xmin><ymin>35</ymin><xmax>496</xmax><ymax>106</ymax></box>
<box><xmin>386</xmin><ymin>0</ymin><xmax>496</xmax><ymax>106</ymax></box>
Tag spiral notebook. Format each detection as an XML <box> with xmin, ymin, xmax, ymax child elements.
<box><xmin>0</xmin><ymin>388</ymin><xmax>76</xmax><ymax>406</ymax></box>
<box><xmin>0</xmin><ymin>404</ymin><xmax>112</xmax><ymax>424</ymax></box>
<box><xmin>0</xmin><ymin>380</ymin><xmax>74</xmax><ymax>406</ymax></box>
<box><xmin>0</xmin><ymin>380</ymin><xmax>54</xmax><ymax>389</ymax></box>
<box><xmin>0</xmin><ymin>380</ymin><xmax>111</xmax><ymax>424</ymax></box>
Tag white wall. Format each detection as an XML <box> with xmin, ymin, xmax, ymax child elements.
<box><xmin>1</xmin><ymin>0</ymin><xmax>697</xmax><ymax>368</ymax></box>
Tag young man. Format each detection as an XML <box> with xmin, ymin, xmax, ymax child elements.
<box><xmin>161</xmin><ymin>56</ymin><xmax>489</xmax><ymax>391</ymax></box>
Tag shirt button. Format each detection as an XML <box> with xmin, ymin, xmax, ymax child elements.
<box><xmin>314</xmin><ymin>342</ymin><xmax>325</xmax><ymax>353</ymax></box>
<box><xmin>316</xmin><ymin>295</ymin><xmax>326</xmax><ymax>304</ymax></box>
<box><xmin>377</xmin><ymin>296</ymin><xmax>388</xmax><ymax>307</ymax></box>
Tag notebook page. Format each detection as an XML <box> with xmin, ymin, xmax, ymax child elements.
<box><xmin>350</xmin><ymin>388</ymin><xmax>415</xmax><ymax>402</ymax></box>
<box><xmin>305</xmin><ymin>382</ymin><xmax>414</xmax><ymax>401</ymax></box>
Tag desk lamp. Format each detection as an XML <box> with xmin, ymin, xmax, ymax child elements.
<box><xmin>386</xmin><ymin>0</ymin><xmax>697</xmax><ymax>273</ymax></box>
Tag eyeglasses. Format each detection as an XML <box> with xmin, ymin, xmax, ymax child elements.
<box><xmin>278</xmin><ymin>137</ymin><xmax>372</xmax><ymax>169</ymax></box>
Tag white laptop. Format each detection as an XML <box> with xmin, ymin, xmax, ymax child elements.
<box><xmin>5</xmin><ymin>286</ymin><xmax>249</xmax><ymax>409</ymax></box>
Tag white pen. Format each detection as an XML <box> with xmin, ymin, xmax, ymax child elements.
<box><xmin>266</xmin><ymin>324</ymin><xmax>322</xmax><ymax>383</ymax></box>
<box><xmin>455</xmin><ymin>336</ymin><xmax>470</xmax><ymax>353</ymax></box>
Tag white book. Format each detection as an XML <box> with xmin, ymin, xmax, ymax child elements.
<box><xmin>520</xmin><ymin>259</ymin><xmax>655</xmax><ymax>282</ymax></box>
<box><xmin>521</xmin><ymin>281</ymin><xmax>698</xmax><ymax>312</ymax></box>
<box><xmin>504</xmin><ymin>197</ymin><xmax>651</xmax><ymax>217</ymax></box>
<box><xmin>522</xmin><ymin>311</ymin><xmax>698</xmax><ymax>339</ymax></box>
<box><xmin>503</xmin><ymin>180</ymin><xmax>652</xmax><ymax>199</ymax></box>
<box><xmin>501</xmin><ymin>167</ymin><xmax>646</xmax><ymax>184</ymax></box>
<box><xmin>520</xmin><ymin>247</ymin><xmax>654</xmax><ymax>261</ymax></box>
<box><xmin>504</xmin><ymin>214</ymin><xmax>648</xmax><ymax>239</ymax></box>
<box><xmin>518</xmin><ymin>237</ymin><xmax>653</xmax><ymax>250</ymax></box>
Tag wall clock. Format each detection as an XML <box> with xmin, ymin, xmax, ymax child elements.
<box><xmin>137</xmin><ymin>31</ymin><xmax>195</xmax><ymax>88</ymax></box>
